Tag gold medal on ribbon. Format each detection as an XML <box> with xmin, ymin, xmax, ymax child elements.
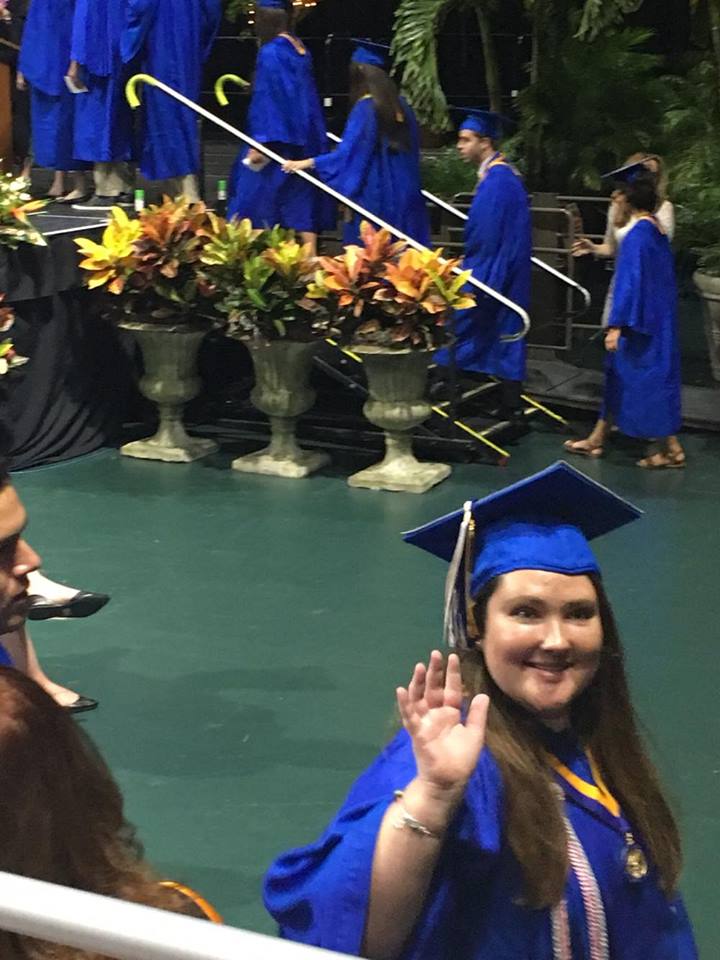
<box><xmin>623</xmin><ymin>835</ymin><xmax>649</xmax><ymax>881</ymax></box>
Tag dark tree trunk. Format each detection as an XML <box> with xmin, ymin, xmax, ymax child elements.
<box><xmin>473</xmin><ymin>2</ymin><xmax>503</xmax><ymax>113</ymax></box>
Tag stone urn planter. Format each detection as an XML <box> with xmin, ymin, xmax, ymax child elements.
<box><xmin>232</xmin><ymin>340</ymin><xmax>329</xmax><ymax>478</ymax></box>
<box><xmin>119</xmin><ymin>321</ymin><xmax>218</xmax><ymax>463</ymax></box>
<box><xmin>694</xmin><ymin>271</ymin><xmax>720</xmax><ymax>382</ymax></box>
<box><xmin>348</xmin><ymin>347</ymin><xmax>451</xmax><ymax>494</ymax></box>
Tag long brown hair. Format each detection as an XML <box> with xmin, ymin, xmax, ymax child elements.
<box><xmin>349</xmin><ymin>61</ymin><xmax>411</xmax><ymax>153</ymax></box>
<box><xmin>0</xmin><ymin>669</ymin><xmax>189</xmax><ymax>959</ymax></box>
<box><xmin>462</xmin><ymin>573</ymin><xmax>682</xmax><ymax>909</ymax></box>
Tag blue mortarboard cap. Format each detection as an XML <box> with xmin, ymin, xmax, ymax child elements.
<box><xmin>601</xmin><ymin>159</ymin><xmax>654</xmax><ymax>184</ymax></box>
<box><xmin>403</xmin><ymin>461</ymin><xmax>642</xmax><ymax>648</ymax></box>
<box><xmin>258</xmin><ymin>0</ymin><xmax>287</xmax><ymax>8</ymax></box>
<box><xmin>351</xmin><ymin>39</ymin><xmax>391</xmax><ymax>69</ymax></box>
<box><xmin>450</xmin><ymin>107</ymin><xmax>509</xmax><ymax>140</ymax></box>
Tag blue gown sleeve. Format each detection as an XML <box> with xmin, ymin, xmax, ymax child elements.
<box><xmin>312</xmin><ymin>98</ymin><xmax>378</xmax><ymax>200</ymax></box>
<box><xmin>608</xmin><ymin>222</ymin><xmax>663</xmax><ymax>337</ymax></box>
<box><xmin>71</xmin><ymin>0</ymin><xmax>112</xmax><ymax>76</ymax></box>
<box><xmin>18</xmin><ymin>0</ymin><xmax>72</xmax><ymax>96</ymax></box>
<box><xmin>120</xmin><ymin>0</ymin><xmax>158</xmax><ymax>64</ymax></box>
<box><xmin>263</xmin><ymin>729</ymin><xmax>504</xmax><ymax>954</ymax></box>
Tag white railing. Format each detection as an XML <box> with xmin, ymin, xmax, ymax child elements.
<box><xmin>0</xmin><ymin>871</ymin><xmax>350</xmax><ymax>960</ymax></box>
<box><xmin>126</xmin><ymin>73</ymin><xmax>529</xmax><ymax>342</ymax></box>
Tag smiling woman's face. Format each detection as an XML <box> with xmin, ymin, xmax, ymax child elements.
<box><xmin>478</xmin><ymin>570</ymin><xmax>603</xmax><ymax>729</ymax></box>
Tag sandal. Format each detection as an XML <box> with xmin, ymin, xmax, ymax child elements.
<box><xmin>636</xmin><ymin>452</ymin><xmax>686</xmax><ymax>469</ymax></box>
<box><xmin>563</xmin><ymin>438</ymin><xmax>604</xmax><ymax>459</ymax></box>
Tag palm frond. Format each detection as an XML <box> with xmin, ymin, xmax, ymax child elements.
<box><xmin>392</xmin><ymin>0</ymin><xmax>455</xmax><ymax>132</ymax></box>
<box><xmin>576</xmin><ymin>0</ymin><xmax>644</xmax><ymax>41</ymax></box>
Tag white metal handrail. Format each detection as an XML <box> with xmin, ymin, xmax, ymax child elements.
<box><xmin>181</xmin><ymin>72</ymin><xmax>528</xmax><ymax>341</ymax></box>
<box><xmin>0</xmin><ymin>871</ymin><xmax>349</xmax><ymax>960</ymax></box>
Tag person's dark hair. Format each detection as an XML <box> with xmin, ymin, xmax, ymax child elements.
<box><xmin>349</xmin><ymin>61</ymin><xmax>411</xmax><ymax>153</ymax></box>
<box><xmin>460</xmin><ymin>573</ymin><xmax>682</xmax><ymax>909</ymax></box>
<box><xmin>620</xmin><ymin>174</ymin><xmax>658</xmax><ymax>216</ymax></box>
<box><xmin>0</xmin><ymin>669</ymin><xmax>191</xmax><ymax>959</ymax></box>
<box><xmin>255</xmin><ymin>2</ymin><xmax>292</xmax><ymax>45</ymax></box>
<box><xmin>0</xmin><ymin>457</ymin><xmax>9</xmax><ymax>486</ymax></box>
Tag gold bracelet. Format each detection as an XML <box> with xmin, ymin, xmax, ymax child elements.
<box><xmin>392</xmin><ymin>790</ymin><xmax>440</xmax><ymax>839</ymax></box>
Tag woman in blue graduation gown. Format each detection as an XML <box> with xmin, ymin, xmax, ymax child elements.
<box><xmin>283</xmin><ymin>40</ymin><xmax>430</xmax><ymax>248</ymax></box>
<box><xmin>120</xmin><ymin>0</ymin><xmax>221</xmax><ymax>189</ymax></box>
<box><xmin>434</xmin><ymin>110</ymin><xmax>531</xmax><ymax>391</ymax></box>
<box><xmin>565</xmin><ymin>170</ymin><xmax>684</xmax><ymax>469</ymax></box>
<box><xmin>17</xmin><ymin>0</ymin><xmax>87</xmax><ymax>196</ymax></box>
<box><xmin>264</xmin><ymin>462</ymin><xmax>698</xmax><ymax>960</ymax></box>
<box><xmin>70</xmin><ymin>0</ymin><xmax>133</xmax><ymax>166</ymax></box>
<box><xmin>227</xmin><ymin>0</ymin><xmax>334</xmax><ymax>248</ymax></box>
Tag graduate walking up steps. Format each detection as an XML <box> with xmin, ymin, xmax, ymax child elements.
<box><xmin>434</xmin><ymin>109</ymin><xmax>531</xmax><ymax>419</ymax></box>
<box><xmin>283</xmin><ymin>39</ymin><xmax>431</xmax><ymax>248</ymax></box>
<box><xmin>227</xmin><ymin>0</ymin><xmax>334</xmax><ymax>252</ymax></box>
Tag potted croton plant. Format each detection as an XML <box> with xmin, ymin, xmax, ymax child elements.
<box><xmin>75</xmin><ymin>198</ymin><xmax>220</xmax><ymax>463</ymax></box>
<box><xmin>305</xmin><ymin>222</ymin><xmax>475</xmax><ymax>494</ymax></box>
<box><xmin>199</xmin><ymin>219</ymin><xmax>334</xmax><ymax>479</ymax></box>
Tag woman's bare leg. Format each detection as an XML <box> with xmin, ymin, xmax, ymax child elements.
<box><xmin>48</xmin><ymin>170</ymin><xmax>65</xmax><ymax>198</ymax></box>
<box><xmin>300</xmin><ymin>231</ymin><xmax>317</xmax><ymax>256</ymax></box>
<box><xmin>564</xmin><ymin>417</ymin><xmax>610</xmax><ymax>458</ymax></box>
<box><xmin>1</xmin><ymin>627</ymin><xmax>81</xmax><ymax>706</ymax></box>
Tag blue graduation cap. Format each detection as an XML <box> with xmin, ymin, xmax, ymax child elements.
<box><xmin>351</xmin><ymin>39</ymin><xmax>391</xmax><ymax>69</ymax></box>
<box><xmin>601</xmin><ymin>158</ymin><xmax>654</xmax><ymax>183</ymax></box>
<box><xmin>451</xmin><ymin>107</ymin><xmax>513</xmax><ymax>140</ymax></box>
<box><xmin>403</xmin><ymin>461</ymin><xmax>642</xmax><ymax>649</ymax></box>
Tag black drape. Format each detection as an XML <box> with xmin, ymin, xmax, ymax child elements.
<box><xmin>2</xmin><ymin>232</ymin><xmax>135</xmax><ymax>470</ymax></box>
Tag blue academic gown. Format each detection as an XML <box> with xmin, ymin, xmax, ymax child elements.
<box><xmin>264</xmin><ymin>727</ymin><xmax>697</xmax><ymax>959</ymax></box>
<box><xmin>311</xmin><ymin>96</ymin><xmax>431</xmax><ymax>247</ymax></box>
<box><xmin>120</xmin><ymin>0</ymin><xmax>221</xmax><ymax>180</ymax></box>
<box><xmin>18</xmin><ymin>0</ymin><xmax>80</xmax><ymax>170</ymax></box>
<box><xmin>71</xmin><ymin>0</ymin><xmax>133</xmax><ymax>163</ymax></box>
<box><xmin>601</xmin><ymin>218</ymin><xmax>682</xmax><ymax>439</ymax></box>
<box><xmin>435</xmin><ymin>158</ymin><xmax>531</xmax><ymax>382</ymax></box>
<box><xmin>228</xmin><ymin>35</ymin><xmax>335</xmax><ymax>233</ymax></box>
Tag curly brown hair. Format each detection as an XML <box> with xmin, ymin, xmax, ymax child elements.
<box><xmin>0</xmin><ymin>668</ymin><xmax>192</xmax><ymax>959</ymax></box>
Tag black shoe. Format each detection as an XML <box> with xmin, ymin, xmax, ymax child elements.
<box><xmin>64</xmin><ymin>696</ymin><xmax>99</xmax><ymax>714</ymax></box>
<box><xmin>71</xmin><ymin>194</ymin><xmax>132</xmax><ymax>211</ymax></box>
<box><xmin>27</xmin><ymin>591</ymin><xmax>110</xmax><ymax>621</ymax></box>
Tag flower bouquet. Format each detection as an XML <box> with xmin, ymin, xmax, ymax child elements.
<box><xmin>0</xmin><ymin>173</ymin><xmax>46</xmax><ymax>249</ymax></box>
<box><xmin>0</xmin><ymin>295</ymin><xmax>28</xmax><ymax>374</ymax></box>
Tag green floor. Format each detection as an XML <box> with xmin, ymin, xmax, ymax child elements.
<box><xmin>14</xmin><ymin>431</ymin><xmax>720</xmax><ymax>955</ymax></box>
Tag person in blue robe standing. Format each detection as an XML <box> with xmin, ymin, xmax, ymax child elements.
<box><xmin>434</xmin><ymin>109</ymin><xmax>531</xmax><ymax>414</ymax></box>
<box><xmin>227</xmin><ymin>0</ymin><xmax>334</xmax><ymax>251</ymax></box>
<box><xmin>68</xmin><ymin>0</ymin><xmax>135</xmax><ymax>210</ymax></box>
<box><xmin>17</xmin><ymin>0</ymin><xmax>88</xmax><ymax>200</ymax></box>
<box><xmin>282</xmin><ymin>39</ymin><xmax>431</xmax><ymax>248</ymax></box>
<box><xmin>120</xmin><ymin>0</ymin><xmax>221</xmax><ymax>201</ymax></box>
<box><xmin>263</xmin><ymin>461</ymin><xmax>698</xmax><ymax>960</ymax></box>
<box><xmin>564</xmin><ymin>165</ymin><xmax>684</xmax><ymax>469</ymax></box>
